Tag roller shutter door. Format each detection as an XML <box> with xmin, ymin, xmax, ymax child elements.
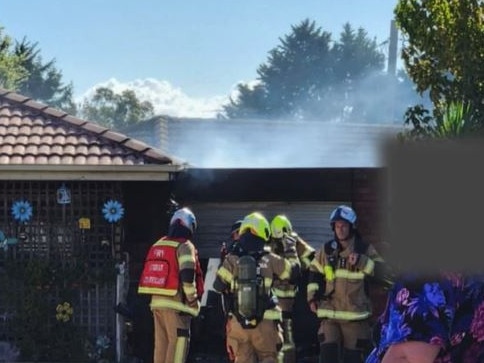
<box><xmin>189</xmin><ymin>201</ymin><xmax>350</xmax><ymax>258</ymax></box>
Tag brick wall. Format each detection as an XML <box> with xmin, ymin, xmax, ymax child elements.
<box><xmin>352</xmin><ymin>168</ymin><xmax>389</xmax><ymax>319</ymax></box>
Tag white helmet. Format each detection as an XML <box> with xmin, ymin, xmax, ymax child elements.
<box><xmin>170</xmin><ymin>207</ymin><xmax>197</xmax><ymax>234</ymax></box>
<box><xmin>330</xmin><ymin>205</ymin><xmax>357</xmax><ymax>228</ymax></box>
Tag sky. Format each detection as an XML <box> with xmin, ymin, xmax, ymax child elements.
<box><xmin>1</xmin><ymin>0</ymin><xmax>399</xmax><ymax>118</ymax></box>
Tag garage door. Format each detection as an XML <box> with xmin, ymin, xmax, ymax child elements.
<box><xmin>188</xmin><ymin>201</ymin><xmax>350</xmax><ymax>258</ymax></box>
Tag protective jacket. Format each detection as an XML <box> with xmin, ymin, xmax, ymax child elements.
<box><xmin>138</xmin><ymin>237</ymin><xmax>203</xmax><ymax>317</ymax></box>
<box><xmin>293</xmin><ymin>233</ymin><xmax>315</xmax><ymax>271</ymax></box>
<box><xmin>307</xmin><ymin>235</ymin><xmax>384</xmax><ymax>321</ymax></box>
<box><xmin>269</xmin><ymin>233</ymin><xmax>300</xmax><ymax>300</ymax></box>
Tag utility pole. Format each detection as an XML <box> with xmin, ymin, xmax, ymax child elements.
<box><xmin>388</xmin><ymin>20</ymin><xmax>398</xmax><ymax>76</ymax></box>
<box><xmin>387</xmin><ymin>20</ymin><xmax>399</xmax><ymax>123</ymax></box>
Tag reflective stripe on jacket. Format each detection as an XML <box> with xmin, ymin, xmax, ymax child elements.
<box><xmin>138</xmin><ymin>237</ymin><xmax>201</xmax><ymax>317</ymax></box>
<box><xmin>307</xmin><ymin>236</ymin><xmax>380</xmax><ymax>321</ymax></box>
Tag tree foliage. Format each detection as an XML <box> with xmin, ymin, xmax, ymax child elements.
<box><xmin>395</xmin><ymin>0</ymin><xmax>484</xmax><ymax>131</ymax></box>
<box><xmin>0</xmin><ymin>25</ymin><xmax>76</xmax><ymax>114</ymax></box>
<box><xmin>78</xmin><ymin>87</ymin><xmax>154</xmax><ymax>130</ymax></box>
<box><xmin>14</xmin><ymin>38</ymin><xmax>76</xmax><ymax>114</ymax></box>
<box><xmin>0</xmin><ymin>27</ymin><xmax>28</xmax><ymax>90</ymax></box>
<box><xmin>223</xmin><ymin>19</ymin><xmax>389</xmax><ymax>121</ymax></box>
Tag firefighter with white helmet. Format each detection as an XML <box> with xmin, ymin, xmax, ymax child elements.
<box><xmin>138</xmin><ymin>207</ymin><xmax>204</xmax><ymax>363</ymax></box>
<box><xmin>269</xmin><ymin>214</ymin><xmax>315</xmax><ymax>363</ymax></box>
<box><xmin>307</xmin><ymin>205</ymin><xmax>387</xmax><ymax>363</ymax></box>
<box><xmin>213</xmin><ymin>211</ymin><xmax>301</xmax><ymax>363</ymax></box>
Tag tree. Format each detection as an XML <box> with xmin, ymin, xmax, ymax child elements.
<box><xmin>395</xmin><ymin>0</ymin><xmax>484</xmax><ymax>129</ymax></box>
<box><xmin>223</xmin><ymin>19</ymin><xmax>387</xmax><ymax>121</ymax></box>
<box><xmin>14</xmin><ymin>38</ymin><xmax>76</xmax><ymax>114</ymax></box>
<box><xmin>0</xmin><ymin>27</ymin><xmax>28</xmax><ymax>90</ymax></box>
<box><xmin>78</xmin><ymin>87</ymin><xmax>154</xmax><ymax>130</ymax></box>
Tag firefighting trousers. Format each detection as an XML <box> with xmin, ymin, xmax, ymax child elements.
<box><xmin>317</xmin><ymin>319</ymin><xmax>371</xmax><ymax>363</ymax></box>
<box><xmin>226</xmin><ymin>316</ymin><xmax>283</xmax><ymax>363</ymax></box>
<box><xmin>317</xmin><ymin>319</ymin><xmax>371</xmax><ymax>350</ymax></box>
<box><xmin>281</xmin><ymin>318</ymin><xmax>296</xmax><ymax>363</ymax></box>
<box><xmin>277</xmin><ymin>298</ymin><xmax>296</xmax><ymax>363</ymax></box>
<box><xmin>153</xmin><ymin>309</ymin><xmax>192</xmax><ymax>363</ymax></box>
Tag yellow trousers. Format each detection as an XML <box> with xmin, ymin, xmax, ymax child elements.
<box><xmin>152</xmin><ymin>308</ymin><xmax>192</xmax><ymax>363</ymax></box>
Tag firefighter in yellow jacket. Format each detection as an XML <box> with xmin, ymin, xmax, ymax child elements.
<box><xmin>307</xmin><ymin>205</ymin><xmax>386</xmax><ymax>363</ymax></box>
<box><xmin>213</xmin><ymin>211</ymin><xmax>301</xmax><ymax>363</ymax></box>
<box><xmin>138</xmin><ymin>207</ymin><xmax>204</xmax><ymax>363</ymax></box>
<box><xmin>269</xmin><ymin>214</ymin><xmax>315</xmax><ymax>363</ymax></box>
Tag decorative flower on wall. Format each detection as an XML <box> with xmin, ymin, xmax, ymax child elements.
<box><xmin>102</xmin><ymin>200</ymin><xmax>124</xmax><ymax>223</ymax></box>
<box><xmin>55</xmin><ymin>302</ymin><xmax>73</xmax><ymax>323</ymax></box>
<box><xmin>11</xmin><ymin>200</ymin><xmax>33</xmax><ymax>223</ymax></box>
<box><xmin>0</xmin><ymin>231</ymin><xmax>17</xmax><ymax>251</ymax></box>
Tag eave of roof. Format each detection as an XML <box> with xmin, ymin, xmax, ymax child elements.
<box><xmin>0</xmin><ymin>164</ymin><xmax>185</xmax><ymax>181</ymax></box>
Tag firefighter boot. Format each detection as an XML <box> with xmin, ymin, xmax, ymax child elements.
<box><xmin>342</xmin><ymin>348</ymin><xmax>363</xmax><ymax>363</ymax></box>
<box><xmin>319</xmin><ymin>343</ymin><xmax>339</xmax><ymax>363</ymax></box>
<box><xmin>281</xmin><ymin>318</ymin><xmax>296</xmax><ymax>363</ymax></box>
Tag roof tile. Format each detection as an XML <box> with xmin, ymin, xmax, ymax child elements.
<box><xmin>10</xmin><ymin>155</ymin><xmax>22</xmax><ymax>164</ymax></box>
<box><xmin>36</xmin><ymin>155</ymin><xmax>48</xmax><ymax>164</ymax></box>
<box><xmin>74</xmin><ymin>155</ymin><xmax>87</xmax><ymax>164</ymax></box>
<box><xmin>0</xmin><ymin>88</ymin><xmax>178</xmax><ymax>166</ymax></box>
<box><xmin>49</xmin><ymin>155</ymin><xmax>61</xmax><ymax>164</ymax></box>
<box><xmin>61</xmin><ymin>115</ymin><xmax>87</xmax><ymax>127</ymax></box>
<box><xmin>82</xmin><ymin>122</ymin><xmax>109</xmax><ymax>135</ymax></box>
<box><xmin>43</xmin><ymin>107</ymin><xmax>68</xmax><ymax>119</ymax></box>
<box><xmin>61</xmin><ymin>155</ymin><xmax>74</xmax><ymax>164</ymax></box>
<box><xmin>26</xmin><ymin>145</ymin><xmax>37</xmax><ymax>154</ymax></box>
<box><xmin>101</xmin><ymin>130</ymin><xmax>129</xmax><ymax>143</ymax></box>
<box><xmin>24</xmin><ymin>155</ymin><xmax>36</xmax><ymax>164</ymax></box>
<box><xmin>1</xmin><ymin>92</ymin><xmax>27</xmax><ymax>103</ymax></box>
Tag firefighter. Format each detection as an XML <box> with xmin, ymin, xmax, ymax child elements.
<box><xmin>269</xmin><ymin>214</ymin><xmax>315</xmax><ymax>363</ymax></box>
<box><xmin>220</xmin><ymin>219</ymin><xmax>244</xmax><ymax>363</ymax></box>
<box><xmin>137</xmin><ymin>207</ymin><xmax>204</xmax><ymax>363</ymax></box>
<box><xmin>226</xmin><ymin>219</ymin><xmax>243</xmax><ymax>256</ymax></box>
<box><xmin>213</xmin><ymin>211</ymin><xmax>301</xmax><ymax>363</ymax></box>
<box><xmin>307</xmin><ymin>205</ymin><xmax>387</xmax><ymax>363</ymax></box>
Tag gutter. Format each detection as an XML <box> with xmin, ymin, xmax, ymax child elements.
<box><xmin>0</xmin><ymin>164</ymin><xmax>188</xmax><ymax>181</ymax></box>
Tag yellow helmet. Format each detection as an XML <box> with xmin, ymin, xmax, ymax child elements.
<box><xmin>270</xmin><ymin>215</ymin><xmax>293</xmax><ymax>239</ymax></box>
<box><xmin>239</xmin><ymin>212</ymin><xmax>271</xmax><ymax>242</ymax></box>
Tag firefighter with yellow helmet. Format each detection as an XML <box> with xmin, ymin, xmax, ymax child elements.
<box><xmin>269</xmin><ymin>214</ymin><xmax>315</xmax><ymax>363</ymax></box>
<box><xmin>307</xmin><ymin>205</ymin><xmax>386</xmax><ymax>363</ymax></box>
<box><xmin>213</xmin><ymin>211</ymin><xmax>301</xmax><ymax>363</ymax></box>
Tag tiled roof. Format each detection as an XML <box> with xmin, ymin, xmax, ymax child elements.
<box><xmin>0</xmin><ymin>88</ymin><xmax>180</xmax><ymax>166</ymax></box>
<box><xmin>123</xmin><ymin>116</ymin><xmax>405</xmax><ymax>168</ymax></box>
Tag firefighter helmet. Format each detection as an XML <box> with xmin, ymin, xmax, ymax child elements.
<box><xmin>230</xmin><ymin>220</ymin><xmax>243</xmax><ymax>235</ymax></box>
<box><xmin>270</xmin><ymin>215</ymin><xmax>293</xmax><ymax>239</ymax></box>
<box><xmin>170</xmin><ymin>207</ymin><xmax>197</xmax><ymax>234</ymax></box>
<box><xmin>239</xmin><ymin>212</ymin><xmax>271</xmax><ymax>242</ymax></box>
<box><xmin>330</xmin><ymin>205</ymin><xmax>357</xmax><ymax>229</ymax></box>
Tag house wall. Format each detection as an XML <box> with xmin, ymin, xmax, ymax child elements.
<box><xmin>173</xmin><ymin>168</ymin><xmax>385</xmax><ymax>248</ymax></box>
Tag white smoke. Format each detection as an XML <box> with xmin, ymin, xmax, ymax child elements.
<box><xmin>75</xmin><ymin>76</ymin><xmax>407</xmax><ymax>168</ymax></box>
<box><xmin>75</xmin><ymin>77</ymin><xmax>230</xmax><ymax>118</ymax></box>
<box><xmin>167</xmin><ymin>118</ymin><xmax>402</xmax><ymax>168</ymax></box>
